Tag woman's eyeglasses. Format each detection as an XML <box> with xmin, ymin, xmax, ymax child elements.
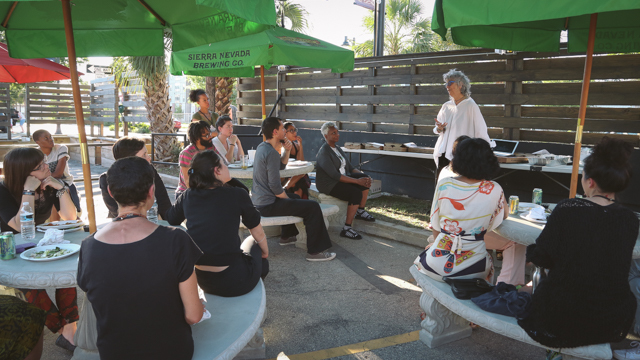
<box><xmin>446</xmin><ymin>80</ymin><xmax>456</xmax><ymax>87</ymax></box>
<box><xmin>287</xmin><ymin>128</ymin><xmax>298</xmax><ymax>133</ymax></box>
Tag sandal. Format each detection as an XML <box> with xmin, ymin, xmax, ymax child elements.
<box><xmin>355</xmin><ymin>210</ymin><xmax>375</xmax><ymax>222</ymax></box>
<box><xmin>340</xmin><ymin>228</ymin><xmax>363</xmax><ymax>240</ymax></box>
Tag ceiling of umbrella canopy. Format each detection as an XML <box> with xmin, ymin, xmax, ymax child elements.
<box><xmin>0</xmin><ymin>0</ymin><xmax>276</xmax><ymax>58</ymax></box>
<box><xmin>431</xmin><ymin>0</ymin><xmax>640</xmax><ymax>52</ymax></box>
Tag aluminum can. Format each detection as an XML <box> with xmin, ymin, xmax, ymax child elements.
<box><xmin>0</xmin><ymin>231</ymin><xmax>16</xmax><ymax>260</ymax></box>
<box><xmin>508</xmin><ymin>196</ymin><xmax>520</xmax><ymax>215</ymax></box>
<box><xmin>532</xmin><ymin>188</ymin><xmax>543</xmax><ymax>205</ymax></box>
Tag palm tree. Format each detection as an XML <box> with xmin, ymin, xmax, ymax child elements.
<box><xmin>277</xmin><ymin>0</ymin><xmax>309</xmax><ymax>32</ymax></box>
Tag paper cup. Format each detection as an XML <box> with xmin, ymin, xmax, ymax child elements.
<box><xmin>248</xmin><ymin>149</ymin><xmax>256</xmax><ymax>162</ymax></box>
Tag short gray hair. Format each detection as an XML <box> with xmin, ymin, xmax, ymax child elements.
<box><xmin>443</xmin><ymin>69</ymin><xmax>471</xmax><ymax>98</ymax></box>
<box><xmin>321</xmin><ymin>121</ymin><xmax>337</xmax><ymax>136</ymax></box>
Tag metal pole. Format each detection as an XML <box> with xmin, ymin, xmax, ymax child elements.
<box><xmin>260</xmin><ymin>66</ymin><xmax>266</xmax><ymax>119</ymax></box>
<box><xmin>569</xmin><ymin>13</ymin><xmax>598</xmax><ymax>198</ymax></box>
<box><xmin>375</xmin><ymin>0</ymin><xmax>385</xmax><ymax>56</ymax></box>
<box><xmin>61</xmin><ymin>0</ymin><xmax>97</xmax><ymax>232</ymax></box>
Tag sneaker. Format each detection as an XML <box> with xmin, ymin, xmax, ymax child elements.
<box><xmin>614</xmin><ymin>342</ymin><xmax>640</xmax><ymax>360</ymax></box>
<box><xmin>355</xmin><ymin>210</ymin><xmax>375</xmax><ymax>222</ymax></box>
<box><xmin>340</xmin><ymin>227</ymin><xmax>363</xmax><ymax>240</ymax></box>
<box><xmin>306</xmin><ymin>251</ymin><xmax>336</xmax><ymax>262</ymax></box>
<box><xmin>279</xmin><ymin>237</ymin><xmax>297</xmax><ymax>246</ymax></box>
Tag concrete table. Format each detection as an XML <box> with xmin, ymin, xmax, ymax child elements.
<box><xmin>229</xmin><ymin>162</ymin><xmax>314</xmax><ymax>179</ymax></box>
<box><xmin>494</xmin><ymin>214</ymin><xmax>640</xmax><ymax>259</ymax></box>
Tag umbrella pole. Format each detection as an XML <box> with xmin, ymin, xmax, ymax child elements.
<box><xmin>61</xmin><ymin>0</ymin><xmax>97</xmax><ymax>232</ymax></box>
<box><xmin>260</xmin><ymin>65</ymin><xmax>266</xmax><ymax>119</ymax></box>
<box><xmin>569</xmin><ymin>13</ymin><xmax>598</xmax><ymax>198</ymax></box>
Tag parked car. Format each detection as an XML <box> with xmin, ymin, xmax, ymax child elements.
<box><xmin>173</xmin><ymin>120</ymin><xmax>181</xmax><ymax>130</ymax></box>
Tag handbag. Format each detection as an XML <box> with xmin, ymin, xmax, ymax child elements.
<box><xmin>443</xmin><ymin>277</ymin><xmax>493</xmax><ymax>300</ymax></box>
<box><xmin>471</xmin><ymin>282</ymin><xmax>531</xmax><ymax>318</ymax></box>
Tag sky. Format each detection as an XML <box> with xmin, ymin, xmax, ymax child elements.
<box><xmin>80</xmin><ymin>0</ymin><xmax>438</xmax><ymax>80</ymax></box>
<box><xmin>294</xmin><ymin>0</ymin><xmax>436</xmax><ymax>47</ymax></box>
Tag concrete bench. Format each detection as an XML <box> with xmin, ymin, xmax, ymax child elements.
<box><xmin>240</xmin><ymin>203</ymin><xmax>339</xmax><ymax>251</ymax></box>
<box><xmin>408</xmin><ymin>266</ymin><xmax>612</xmax><ymax>360</ymax></box>
<box><xmin>72</xmin><ymin>280</ymin><xmax>267</xmax><ymax>360</ymax></box>
<box><xmin>308</xmin><ymin>184</ymin><xmax>348</xmax><ymax>232</ymax></box>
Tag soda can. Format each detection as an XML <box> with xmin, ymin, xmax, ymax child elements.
<box><xmin>509</xmin><ymin>196</ymin><xmax>520</xmax><ymax>215</ymax></box>
<box><xmin>0</xmin><ymin>231</ymin><xmax>16</xmax><ymax>260</ymax></box>
<box><xmin>532</xmin><ymin>188</ymin><xmax>543</xmax><ymax>205</ymax></box>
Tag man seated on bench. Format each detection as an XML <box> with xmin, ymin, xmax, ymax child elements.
<box><xmin>315</xmin><ymin>121</ymin><xmax>375</xmax><ymax>240</ymax></box>
<box><xmin>252</xmin><ymin>117</ymin><xmax>336</xmax><ymax>262</ymax></box>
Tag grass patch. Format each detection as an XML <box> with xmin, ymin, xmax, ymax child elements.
<box><xmin>366</xmin><ymin>195</ymin><xmax>430</xmax><ymax>229</ymax></box>
<box><xmin>155</xmin><ymin>165</ymin><xmax>180</xmax><ymax>177</ymax></box>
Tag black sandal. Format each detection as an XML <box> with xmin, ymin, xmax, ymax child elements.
<box><xmin>340</xmin><ymin>228</ymin><xmax>363</xmax><ymax>240</ymax></box>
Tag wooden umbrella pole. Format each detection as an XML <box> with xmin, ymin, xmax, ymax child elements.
<box><xmin>62</xmin><ymin>0</ymin><xmax>97</xmax><ymax>232</ymax></box>
<box><xmin>569</xmin><ymin>13</ymin><xmax>598</xmax><ymax>198</ymax></box>
<box><xmin>260</xmin><ymin>65</ymin><xmax>266</xmax><ymax>119</ymax></box>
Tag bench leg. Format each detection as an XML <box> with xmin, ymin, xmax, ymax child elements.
<box><xmin>294</xmin><ymin>221</ymin><xmax>308</xmax><ymax>251</ymax></box>
<box><xmin>419</xmin><ymin>292</ymin><xmax>472</xmax><ymax>348</ymax></box>
<box><xmin>233</xmin><ymin>328</ymin><xmax>265</xmax><ymax>360</ymax></box>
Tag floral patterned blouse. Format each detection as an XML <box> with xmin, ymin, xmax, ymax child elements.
<box><xmin>419</xmin><ymin>177</ymin><xmax>505</xmax><ymax>280</ymax></box>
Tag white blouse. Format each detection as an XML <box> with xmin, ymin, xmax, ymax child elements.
<box><xmin>432</xmin><ymin>97</ymin><xmax>492</xmax><ymax>167</ymax></box>
<box><xmin>212</xmin><ymin>136</ymin><xmax>238</xmax><ymax>165</ymax></box>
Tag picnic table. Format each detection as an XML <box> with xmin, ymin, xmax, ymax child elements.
<box><xmin>228</xmin><ymin>161</ymin><xmax>314</xmax><ymax>179</ymax></box>
<box><xmin>494</xmin><ymin>213</ymin><xmax>640</xmax><ymax>259</ymax></box>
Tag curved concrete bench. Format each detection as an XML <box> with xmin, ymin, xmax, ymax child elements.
<box><xmin>409</xmin><ymin>266</ymin><xmax>612</xmax><ymax>360</ymax></box>
<box><xmin>241</xmin><ymin>203</ymin><xmax>339</xmax><ymax>251</ymax></box>
<box><xmin>72</xmin><ymin>280</ymin><xmax>267</xmax><ymax>360</ymax></box>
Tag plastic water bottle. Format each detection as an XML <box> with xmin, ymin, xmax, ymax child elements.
<box><xmin>147</xmin><ymin>202</ymin><xmax>158</xmax><ymax>224</ymax></box>
<box><xmin>20</xmin><ymin>202</ymin><xmax>35</xmax><ymax>240</ymax></box>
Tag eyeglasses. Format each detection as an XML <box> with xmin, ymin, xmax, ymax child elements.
<box><xmin>201</xmin><ymin>132</ymin><xmax>212</xmax><ymax>140</ymax></box>
<box><xmin>446</xmin><ymin>80</ymin><xmax>457</xmax><ymax>87</ymax></box>
<box><xmin>287</xmin><ymin>128</ymin><xmax>297</xmax><ymax>133</ymax></box>
<box><xmin>32</xmin><ymin>162</ymin><xmax>46</xmax><ymax>172</ymax></box>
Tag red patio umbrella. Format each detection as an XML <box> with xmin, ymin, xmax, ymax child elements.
<box><xmin>0</xmin><ymin>43</ymin><xmax>80</xmax><ymax>83</ymax></box>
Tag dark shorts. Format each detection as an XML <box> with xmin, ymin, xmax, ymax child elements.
<box><xmin>328</xmin><ymin>172</ymin><xmax>370</xmax><ymax>205</ymax></box>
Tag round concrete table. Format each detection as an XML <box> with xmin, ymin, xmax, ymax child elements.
<box><xmin>494</xmin><ymin>214</ymin><xmax>640</xmax><ymax>259</ymax></box>
<box><xmin>0</xmin><ymin>229</ymin><xmax>88</xmax><ymax>289</ymax></box>
<box><xmin>228</xmin><ymin>162</ymin><xmax>314</xmax><ymax>179</ymax></box>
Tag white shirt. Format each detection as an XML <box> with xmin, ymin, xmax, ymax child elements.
<box><xmin>43</xmin><ymin>144</ymin><xmax>74</xmax><ymax>185</ymax></box>
<box><xmin>212</xmin><ymin>136</ymin><xmax>238</xmax><ymax>165</ymax></box>
<box><xmin>432</xmin><ymin>97</ymin><xmax>492</xmax><ymax>167</ymax></box>
<box><xmin>331</xmin><ymin>146</ymin><xmax>347</xmax><ymax>175</ymax></box>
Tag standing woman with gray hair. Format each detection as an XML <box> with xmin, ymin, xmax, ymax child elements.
<box><xmin>433</xmin><ymin>69</ymin><xmax>492</xmax><ymax>185</ymax></box>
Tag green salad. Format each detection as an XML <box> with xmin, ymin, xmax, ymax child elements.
<box><xmin>29</xmin><ymin>247</ymin><xmax>72</xmax><ymax>259</ymax></box>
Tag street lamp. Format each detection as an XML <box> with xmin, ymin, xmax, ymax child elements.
<box><xmin>342</xmin><ymin>36</ymin><xmax>356</xmax><ymax>47</ymax></box>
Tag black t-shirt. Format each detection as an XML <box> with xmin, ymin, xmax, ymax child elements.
<box><xmin>0</xmin><ymin>182</ymin><xmax>59</xmax><ymax>233</ymax></box>
<box><xmin>166</xmin><ymin>186</ymin><xmax>261</xmax><ymax>266</ymax></box>
<box><xmin>77</xmin><ymin>226</ymin><xmax>202</xmax><ymax>360</ymax></box>
<box><xmin>99</xmin><ymin>169</ymin><xmax>172</xmax><ymax>219</ymax></box>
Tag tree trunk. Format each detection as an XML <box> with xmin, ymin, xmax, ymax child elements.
<box><xmin>205</xmin><ymin>77</ymin><xmax>216</xmax><ymax>106</ymax></box>
<box><xmin>144</xmin><ymin>71</ymin><xmax>175</xmax><ymax>162</ymax></box>
<box><xmin>214</xmin><ymin>77</ymin><xmax>235</xmax><ymax>116</ymax></box>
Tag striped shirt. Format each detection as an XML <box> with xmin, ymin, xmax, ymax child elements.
<box><xmin>177</xmin><ymin>144</ymin><xmax>220</xmax><ymax>194</ymax></box>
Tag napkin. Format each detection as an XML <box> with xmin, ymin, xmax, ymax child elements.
<box><xmin>528</xmin><ymin>207</ymin><xmax>547</xmax><ymax>221</ymax></box>
<box><xmin>196</xmin><ymin>309</ymin><xmax>211</xmax><ymax>324</ymax></box>
<box><xmin>37</xmin><ymin>229</ymin><xmax>70</xmax><ymax>247</ymax></box>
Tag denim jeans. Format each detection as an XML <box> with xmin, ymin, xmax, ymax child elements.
<box><xmin>629</xmin><ymin>259</ymin><xmax>640</xmax><ymax>335</ymax></box>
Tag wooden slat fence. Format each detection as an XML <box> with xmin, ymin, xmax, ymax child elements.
<box><xmin>26</xmin><ymin>82</ymin><xmax>90</xmax><ymax>135</ymax></box>
<box><xmin>89</xmin><ymin>76</ymin><xmax>118</xmax><ymax>136</ymax></box>
<box><xmin>120</xmin><ymin>76</ymin><xmax>147</xmax><ymax>124</ymax></box>
<box><xmin>0</xmin><ymin>84</ymin><xmax>11</xmax><ymax>139</ymax></box>
<box><xmin>237</xmin><ymin>48</ymin><xmax>640</xmax><ymax>146</ymax></box>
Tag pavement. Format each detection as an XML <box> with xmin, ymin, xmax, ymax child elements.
<box><xmin>33</xmin><ymin>159</ymin><xmax>632</xmax><ymax>360</ymax></box>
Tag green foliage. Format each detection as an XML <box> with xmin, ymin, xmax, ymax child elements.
<box><xmin>277</xmin><ymin>1</ymin><xmax>309</xmax><ymax>32</ymax></box>
<box><xmin>107</xmin><ymin>122</ymin><xmax>150</xmax><ymax>133</ymax></box>
<box><xmin>174</xmin><ymin>104</ymin><xmax>183</xmax><ymax>113</ymax></box>
<box><xmin>9</xmin><ymin>83</ymin><xmax>25</xmax><ymax>108</ymax></box>
<box><xmin>186</xmin><ymin>75</ymin><xmax>206</xmax><ymax>91</ymax></box>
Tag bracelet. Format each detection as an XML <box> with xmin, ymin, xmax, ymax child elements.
<box><xmin>229</xmin><ymin>144</ymin><xmax>235</xmax><ymax>147</ymax></box>
<box><xmin>22</xmin><ymin>190</ymin><xmax>35</xmax><ymax>196</ymax></box>
<box><xmin>254</xmin><ymin>237</ymin><xmax>267</xmax><ymax>244</ymax></box>
<box><xmin>56</xmin><ymin>186</ymin><xmax>69</xmax><ymax>198</ymax></box>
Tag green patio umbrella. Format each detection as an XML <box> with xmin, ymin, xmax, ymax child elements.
<box><xmin>431</xmin><ymin>0</ymin><xmax>640</xmax><ymax>198</ymax></box>
<box><xmin>0</xmin><ymin>0</ymin><xmax>276</xmax><ymax>231</ymax></box>
<box><xmin>170</xmin><ymin>26</ymin><xmax>355</xmax><ymax>77</ymax></box>
<box><xmin>170</xmin><ymin>26</ymin><xmax>354</xmax><ymax>119</ymax></box>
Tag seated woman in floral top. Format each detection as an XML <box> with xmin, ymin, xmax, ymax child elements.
<box><xmin>415</xmin><ymin>138</ymin><xmax>507</xmax><ymax>282</ymax></box>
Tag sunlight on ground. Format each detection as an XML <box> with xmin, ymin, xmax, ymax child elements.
<box><xmin>372</xmin><ymin>239</ymin><xmax>394</xmax><ymax>248</ymax></box>
<box><xmin>376</xmin><ymin>275</ymin><xmax>422</xmax><ymax>292</ymax></box>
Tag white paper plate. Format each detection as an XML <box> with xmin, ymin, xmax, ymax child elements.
<box><xmin>20</xmin><ymin>244</ymin><xmax>81</xmax><ymax>262</ymax></box>
<box><xmin>519</xmin><ymin>212</ymin><xmax>547</xmax><ymax>224</ymax></box>
<box><xmin>36</xmin><ymin>220</ymin><xmax>84</xmax><ymax>230</ymax></box>
<box><xmin>228</xmin><ymin>163</ymin><xmax>251</xmax><ymax>169</ymax></box>
<box><xmin>37</xmin><ymin>226</ymin><xmax>83</xmax><ymax>233</ymax></box>
<box><xmin>518</xmin><ymin>202</ymin><xmax>544</xmax><ymax>213</ymax></box>
<box><xmin>287</xmin><ymin>161</ymin><xmax>310</xmax><ymax>167</ymax></box>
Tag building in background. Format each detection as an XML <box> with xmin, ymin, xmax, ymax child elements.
<box><xmin>168</xmin><ymin>75</ymin><xmax>188</xmax><ymax>118</ymax></box>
